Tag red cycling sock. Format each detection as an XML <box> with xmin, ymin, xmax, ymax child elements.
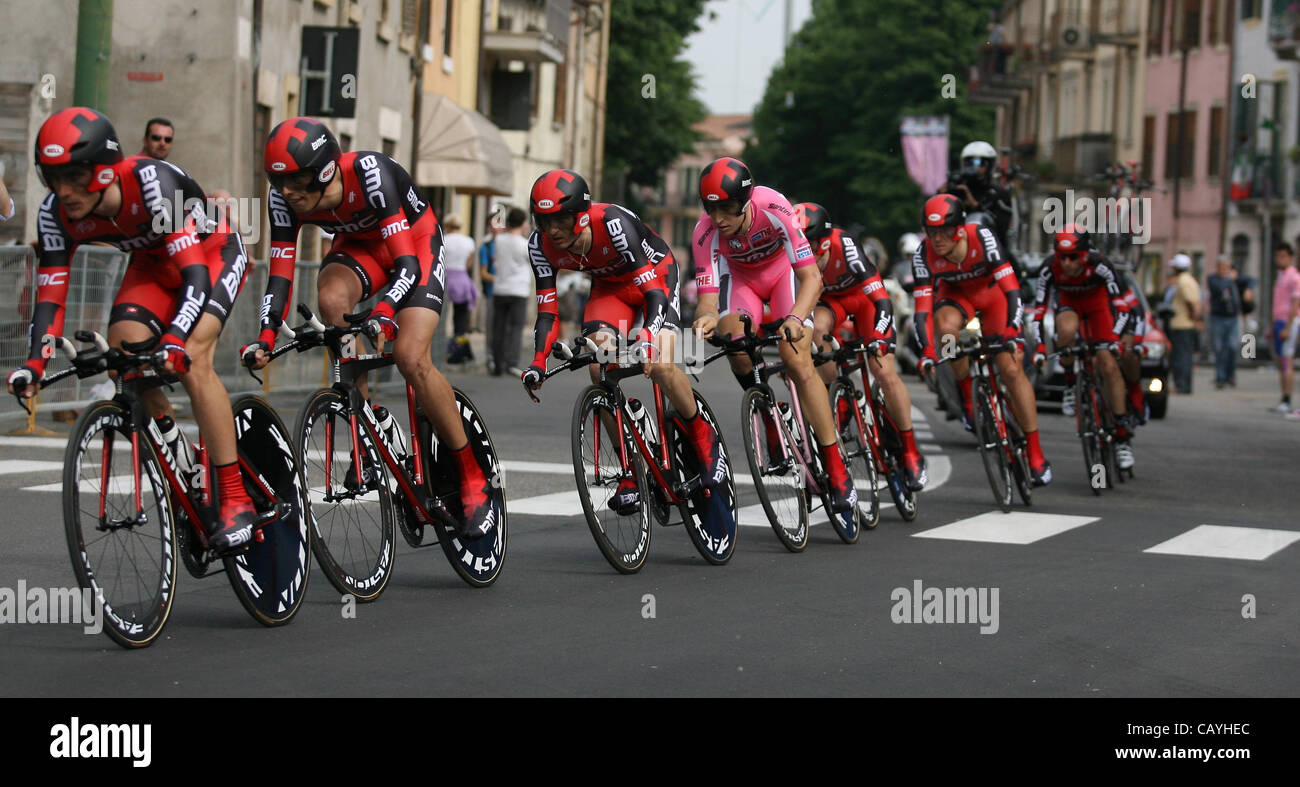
<box><xmin>900</xmin><ymin>428</ymin><xmax>919</xmax><ymax>458</ymax></box>
<box><xmin>215</xmin><ymin>462</ymin><xmax>253</xmax><ymax>511</ymax></box>
<box><xmin>451</xmin><ymin>443</ymin><xmax>488</xmax><ymax>507</ymax></box>
<box><xmin>1025</xmin><ymin>430</ymin><xmax>1044</xmax><ymax>465</ymax></box>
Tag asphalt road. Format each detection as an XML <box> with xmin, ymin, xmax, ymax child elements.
<box><xmin>0</xmin><ymin>357</ymin><xmax>1296</xmax><ymax>697</ymax></box>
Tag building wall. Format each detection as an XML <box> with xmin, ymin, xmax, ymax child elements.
<box><xmin>1142</xmin><ymin>0</ymin><xmax>1232</xmax><ymax>280</ymax></box>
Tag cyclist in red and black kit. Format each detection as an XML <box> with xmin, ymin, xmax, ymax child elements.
<box><xmin>520</xmin><ymin>169</ymin><xmax>727</xmax><ymax>512</ymax></box>
<box><xmin>1031</xmin><ymin>224</ymin><xmax>1138</xmax><ymax>470</ymax></box>
<box><xmin>242</xmin><ymin>117</ymin><xmax>497</xmax><ymax>539</ymax></box>
<box><xmin>913</xmin><ymin>193</ymin><xmax>1052</xmax><ymax>486</ymax></box>
<box><xmin>797</xmin><ymin>203</ymin><xmax>928</xmax><ymax>491</ymax></box>
<box><xmin>7</xmin><ymin>107</ymin><xmax>258</xmax><ymax>553</ymax></box>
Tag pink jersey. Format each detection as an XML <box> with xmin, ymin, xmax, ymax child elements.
<box><xmin>1274</xmin><ymin>265</ymin><xmax>1300</xmax><ymax>321</ymax></box>
<box><xmin>691</xmin><ymin>185</ymin><xmax>815</xmax><ymax>294</ymax></box>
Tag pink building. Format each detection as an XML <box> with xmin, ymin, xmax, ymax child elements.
<box><xmin>1140</xmin><ymin>0</ymin><xmax>1234</xmax><ymax>292</ymax></box>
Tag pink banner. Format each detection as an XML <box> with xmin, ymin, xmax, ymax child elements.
<box><xmin>900</xmin><ymin>116</ymin><xmax>950</xmax><ymax>195</ymax></box>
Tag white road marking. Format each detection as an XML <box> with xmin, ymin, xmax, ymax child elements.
<box><xmin>0</xmin><ymin>460</ymin><xmax>64</xmax><ymax>476</ymax></box>
<box><xmin>912</xmin><ymin>511</ymin><xmax>1099</xmax><ymax>545</ymax></box>
<box><xmin>1144</xmin><ymin>525</ymin><xmax>1300</xmax><ymax>561</ymax></box>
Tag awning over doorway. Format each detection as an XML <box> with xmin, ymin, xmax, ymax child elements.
<box><xmin>416</xmin><ymin>94</ymin><xmax>513</xmax><ymax>196</ymax></box>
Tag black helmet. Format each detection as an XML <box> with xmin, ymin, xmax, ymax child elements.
<box><xmin>264</xmin><ymin>117</ymin><xmax>341</xmax><ymax>191</ymax></box>
<box><xmin>794</xmin><ymin>202</ymin><xmax>832</xmax><ymax>243</ymax></box>
<box><xmin>530</xmin><ymin>169</ymin><xmax>592</xmax><ymax>233</ymax></box>
<box><xmin>699</xmin><ymin>157</ymin><xmax>754</xmax><ymax>208</ymax></box>
<box><xmin>35</xmin><ymin>107</ymin><xmax>123</xmax><ymax>191</ymax></box>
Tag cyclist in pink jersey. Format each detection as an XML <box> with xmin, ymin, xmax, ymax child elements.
<box><xmin>690</xmin><ymin>157</ymin><xmax>857</xmax><ymax>513</ymax></box>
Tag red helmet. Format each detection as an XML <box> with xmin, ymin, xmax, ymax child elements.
<box><xmin>699</xmin><ymin>157</ymin><xmax>754</xmax><ymax>208</ymax></box>
<box><xmin>35</xmin><ymin>107</ymin><xmax>123</xmax><ymax>192</ymax></box>
<box><xmin>922</xmin><ymin>194</ymin><xmax>964</xmax><ymax>230</ymax></box>
<box><xmin>530</xmin><ymin>169</ymin><xmax>592</xmax><ymax>233</ymax></box>
<box><xmin>794</xmin><ymin>202</ymin><xmax>831</xmax><ymax>243</ymax></box>
<box><xmin>1054</xmin><ymin>224</ymin><xmax>1091</xmax><ymax>256</ymax></box>
<box><xmin>264</xmin><ymin>117</ymin><xmax>340</xmax><ymax>191</ymax></box>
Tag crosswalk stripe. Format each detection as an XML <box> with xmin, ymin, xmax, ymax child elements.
<box><xmin>0</xmin><ymin>460</ymin><xmax>64</xmax><ymax>476</ymax></box>
<box><xmin>912</xmin><ymin>511</ymin><xmax>1099</xmax><ymax>545</ymax></box>
<box><xmin>1144</xmin><ymin>525</ymin><xmax>1300</xmax><ymax>561</ymax></box>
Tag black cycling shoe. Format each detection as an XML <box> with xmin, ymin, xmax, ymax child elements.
<box><xmin>609</xmin><ymin>477</ymin><xmax>640</xmax><ymax>515</ymax></box>
<box><xmin>208</xmin><ymin>506</ymin><xmax>258</xmax><ymax>555</ymax></box>
<box><xmin>902</xmin><ymin>452</ymin><xmax>928</xmax><ymax>492</ymax></box>
<box><xmin>457</xmin><ymin>496</ymin><xmax>498</xmax><ymax>540</ymax></box>
<box><xmin>1030</xmin><ymin>458</ymin><xmax>1053</xmax><ymax>487</ymax></box>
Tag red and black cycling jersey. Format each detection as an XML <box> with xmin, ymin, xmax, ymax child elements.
<box><xmin>29</xmin><ymin>155</ymin><xmax>223</xmax><ymax>368</ymax></box>
<box><xmin>528</xmin><ymin>203</ymin><xmax>673</xmax><ymax>362</ymax></box>
<box><xmin>817</xmin><ymin>226</ymin><xmax>894</xmax><ymax>338</ymax></box>
<box><xmin>910</xmin><ymin>223</ymin><xmax>1022</xmax><ymax>355</ymax></box>
<box><xmin>1033</xmin><ymin>250</ymin><xmax>1132</xmax><ymax>336</ymax></box>
<box><xmin>262</xmin><ymin>150</ymin><xmax>438</xmax><ymax>335</ymax></box>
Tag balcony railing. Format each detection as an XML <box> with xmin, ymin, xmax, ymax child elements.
<box><xmin>1229</xmin><ymin>150</ymin><xmax>1285</xmax><ymax>203</ymax></box>
<box><xmin>1269</xmin><ymin>0</ymin><xmax>1300</xmax><ymax>60</ymax></box>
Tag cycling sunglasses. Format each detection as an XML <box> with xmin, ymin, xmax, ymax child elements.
<box><xmin>149</xmin><ymin>134</ymin><xmax>173</xmax><ymax>143</ymax></box>
<box><xmin>39</xmin><ymin>163</ymin><xmax>94</xmax><ymax>189</ymax></box>
<box><xmin>924</xmin><ymin>225</ymin><xmax>959</xmax><ymax>240</ymax></box>
<box><xmin>268</xmin><ymin>169</ymin><xmax>319</xmax><ymax>193</ymax></box>
<box><xmin>703</xmin><ymin>199</ymin><xmax>746</xmax><ymax>217</ymax></box>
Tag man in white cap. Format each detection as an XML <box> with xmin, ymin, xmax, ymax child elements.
<box><xmin>1167</xmin><ymin>253</ymin><xmax>1201</xmax><ymax>394</ymax></box>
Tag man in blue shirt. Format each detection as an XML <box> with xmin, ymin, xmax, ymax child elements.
<box><xmin>1206</xmin><ymin>255</ymin><xmax>1249</xmax><ymax>388</ymax></box>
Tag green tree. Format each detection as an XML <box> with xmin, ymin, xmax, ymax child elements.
<box><xmin>603</xmin><ymin>0</ymin><xmax>710</xmax><ymax>210</ymax></box>
<box><xmin>746</xmin><ymin>0</ymin><xmax>1000</xmax><ymax>250</ymax></box>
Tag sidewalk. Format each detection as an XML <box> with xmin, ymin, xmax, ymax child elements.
<box><xmin>1167</xmin><ymin>363</ymin><xmax>1300</xmax><ymax>421</ymax></box>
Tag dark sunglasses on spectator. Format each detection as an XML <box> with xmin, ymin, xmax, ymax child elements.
<box><xmin>150</xmin><ymin>134</ymin><xmax>173</xmax><ymax>143</ymax></box>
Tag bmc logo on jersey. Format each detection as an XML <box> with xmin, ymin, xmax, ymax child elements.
<box><xmin>537</xmin><ymin>291</ymin><xmax>557</xmax><ymax>304</ymax></box>
<box><xmin>42</xmin><ymin>144</ymin><xmax>65</xmax><ymax>157</ymax></box>
<box><xmin>381</xmin><ymin>219</ymin><xmax>409</xmax><ymax>238</ymax></box>
<box><xmin>632</xmin><ymin>270</ymin><xmax>657</xmax><ymax>287</ymax></box>
<box><xmin>359</xmin><ymin>155</ymin><xmax>384</xmax><ymax>208</ymax></box>
<box><xmin>37</xmin><ymin>272</ymin><xmax>67</xmax><ymax>288</ymax></box>
<box><xmin>166</xmin><ymin>234</ymin><xmax>198</xmax><ymax>257</ymax></box>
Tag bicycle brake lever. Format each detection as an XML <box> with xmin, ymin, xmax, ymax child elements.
<box><xmin>524</xmin><ymin>383</ymin><xmax>540</xmax><ymax>404</ymax></box>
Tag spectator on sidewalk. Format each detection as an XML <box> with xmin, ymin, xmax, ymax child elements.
<box><xmin>478</xmin><ymin>214</ymin><xmax>502</xmax><ymax>372</ymax></box>
<box><xmin>1167</xmin><ymin>253</ymin><xmax>1201</xmax><ymax>394</ymax></box>
<box><xmin>1206</xmin><ymin>254</ymin><xmax>1244</xmax><ymax>388</ymax></box>
<box><xmin>440</xmin><ymin>214</ymin><xmax>477</xmax><ymax>365</ymax></box>
<box><xmin>139</xmin><ymin>118</ymin><xmax>174</xmax><ymax>160</ymax></box>
<box><xmin>0</xmin><ymin>158</ymin><xmax>14</xmax><ymax>222</ymax></box>
<box><xmin>489</xmin><ymin>208</ymin><xmax>532</xmax><ymax>377</ymax></box>
<box><xmin>1271</xmin><ymin>243</ymin><xmax>1300</xmax><ymax>413</ymax></box>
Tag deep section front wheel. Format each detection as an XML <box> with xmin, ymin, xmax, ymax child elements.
<box><xmin>64</xmin><ymin>401</ymin><xmax>177</xmax><ymax>649</ymax></box>
<box><xmin>295</xmin><ymin>387</ymin><xmax>394</xmax><ymax>601</ymax></box>
<box><xmin>571</xmin><ymin>385</ymin><xmax>651</xmax><ymax>573</ymax></box>
<box><xmin>830</xmin><ymin>379</ymin><xmax>880</xmax><ymax>531</ymax></box>
<box><xmin>740</xmin><ymin>387</ymin><xmax>808</xmax><ymax>552</ymax></box>
<box><xmin>666</xmin><ymin>391</ymin><xmax>738</xmax><ymax>565</ymax></box>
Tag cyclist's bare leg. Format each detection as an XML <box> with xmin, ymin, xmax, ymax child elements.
<box><xmin>585</xmin><ymin>329</ymin><xmax>629</xmax><ymax>446</ymax></box>
<box><xmin>717</xmin><ymin>312</ymin><xmax>755</xmax><ymax>380</ymax></box>
<box><xmin>934</xmin><ymin>305</ymin><xmax>968</xmax><ymax>379</ymax></box>
<box><xmin>778</xmin><ymin>329</ymin><xmax>837</xmax><ymax>444</ymax></box>
<box><xmin>175</xmin><ymin>313</ymin><xmax>238</xmax><ymax>466</ymax></box>
<box><xmin>645</xmin><ymin>329</ymin><xmax>698</xmax><ymax>419</ymax></box>
<box><xmin>1119</xmin><ymin>335</ymin><xmax>1141</xmax><ymax>384</ymax></box>
<box><xmin>994</xmin><ymin>346</ymin><xmax>1039</xmax><ymax>433</ymax></box>
<box><xmin>1095</xmin><ymin>347</ymin><xmax>1127</xmax><ymax>416</ymax></box>
<box><xmin>869</xmin><ymin>353</ymin><xmax>913</xmax><ymax>431</ymax></box>
<box><xmin>107</xmin><ymin>320</ymin><xmax>172</xmax><ymax>420</ymax></box>
<box><xmin>812</xmin><ymin>305</ymin><xmax>839</xmax><ymax>386</ymax></box>
<box><xmin>391</xmin><ymin>307</ymin><xmax>468</xmax><ymax>449</ymax></box>
<box><xmin>317</xmin><ymin>264</ymin><xmax>372</xmax><ymax>402</ymax></box>
<box><xmin>1054</xmin><ymin>309</ymin><xmax>1079</xmax><ymax>356</ymax></box>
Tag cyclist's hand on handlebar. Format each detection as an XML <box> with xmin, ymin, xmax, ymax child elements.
<box><xmin>521</xmin><ymin>364</ymin><xmax>544</xmax><ymax>391</ymax></box>
<box><xmin>632</xmin><ymin>328</ymin><xmax>657</xmax><ymax>370</ymax></box>
<box><xmin>1032</xmin><ymin>343</ymin><xmax>1048</xmax><ymax>368</ymax></box>
<box><xmin>781</xmin><ymin>315</ymin><xmax>805</xmax><ymax>344</ymax></box>
<box><xmin>346</xmin><ymin>304</ymin><xmax>398</xmax><ymax>342</ymax></box>
<box><xmin>241</xmin><ymin>340</ymin><xmax>271</xmax><ymax>370</ymax></box>
<box><xmin>867</xmin><ymin>337</ymin><xmax>894</xmax><ymax>358</ymax></box>
<box><xmin>693</xmin><ymin>313</ymin><xmax>718</xmax><ymax>341</ymax></box>
<box><xmin>153</xmin><ymin>334</ymin><xmax>191</xmax><ymax>375</ymax></box>
<box><xmin>7</xmin><ymin>364</ymin><xmax>41</xmax><ymax>399</ymax></box>
<box><xmin>918</xmin><ymin>355</ymin><xmax>937</xmax><ymax>377</ymax></box>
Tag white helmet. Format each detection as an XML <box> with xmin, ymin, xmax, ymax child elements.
<box><xmin>899</xmin><ymin>232</ymin><xmax>922</xmax><ymax>258</ymax></box>
<box><xmin>961</xmin><ymin>140</ymin><xmax>997</xmax><ymax>162</ymax></box>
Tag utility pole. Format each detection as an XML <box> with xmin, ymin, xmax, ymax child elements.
<box><xmin>783</xmin><ymin>0</ymin><xmax>793</xmax><ymax>47</ymax></box>
<box><xmin>74</xmin><ymin>0</ymin><xmax>114</xmax><ymax>108</ymax></box>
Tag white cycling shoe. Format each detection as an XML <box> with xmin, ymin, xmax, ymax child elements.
<box><xmin>1115</xmin><ymin>442</ymin><xmax>1135</xmax><ymax>470</ymax></box>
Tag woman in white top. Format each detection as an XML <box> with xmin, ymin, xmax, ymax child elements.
<box><xmin>441</xmin><ymin>213</ymin><xmax>478</xmax><ymax>363</ymax></box>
